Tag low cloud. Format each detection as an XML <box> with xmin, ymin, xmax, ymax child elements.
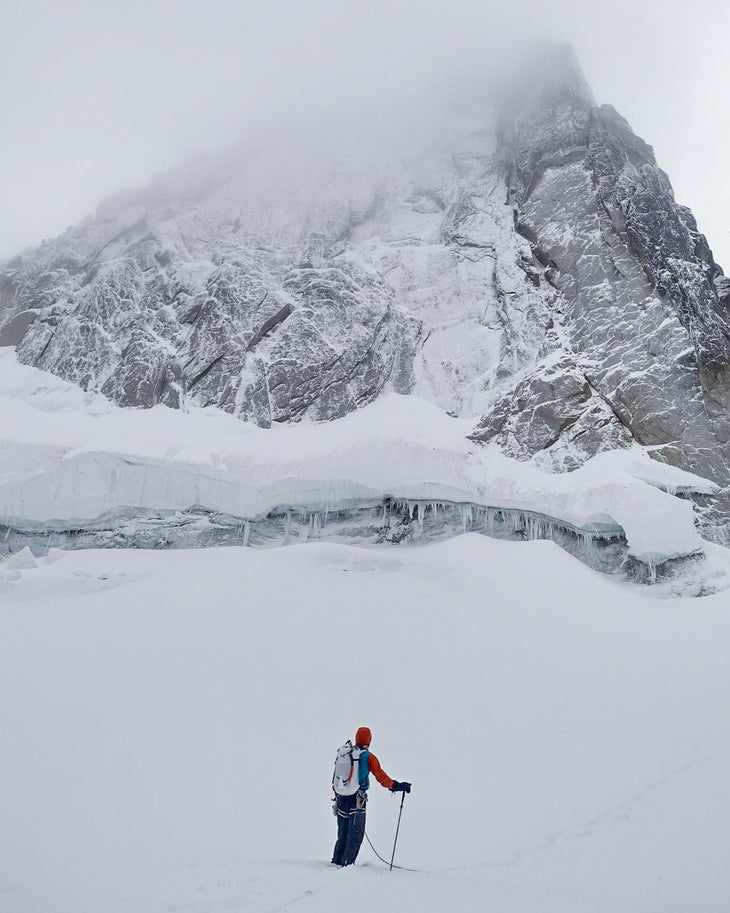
<box><xmin>1</xmin><ymin>0</ymin><xmax>728</xmax><ymax>265</ymax></box>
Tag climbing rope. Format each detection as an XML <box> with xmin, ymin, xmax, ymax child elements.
<box><xmin>364</xmin><ymin>830</ymin><xmax>418</xmax><ymax>872</ymax></box>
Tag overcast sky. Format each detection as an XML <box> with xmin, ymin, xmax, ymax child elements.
<box><xmin>2</xmin><ymin>0</ymin><xmax>728</xmax><ymax>268</ymax></box>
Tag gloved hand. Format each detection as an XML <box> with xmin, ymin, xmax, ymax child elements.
<box><xmin>390</xmin><ymin>781</ymin><xmax>412</xmax><ymax>793</ymax></box>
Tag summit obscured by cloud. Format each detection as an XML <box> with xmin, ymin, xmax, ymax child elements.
<box><xmin>1</xmin><ymin>0</ymin><xmax>728</xmax><ymax>265</ymax></box>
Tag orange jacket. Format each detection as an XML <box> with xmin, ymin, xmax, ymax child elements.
<box><xmin>354</xmin><ymin>727</ymin><xmax>393</xmax><ymax>790</ymax></box>
<box><xmin>366</xmin><ymin>751</ymin><xmax>394</xmax><ymax>790</ymax></box>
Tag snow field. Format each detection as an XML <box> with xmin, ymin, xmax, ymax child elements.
<box><xmin>2</xmin><ymin>535</ymin><xmax>730</xmax><ymax>912</ymax></box>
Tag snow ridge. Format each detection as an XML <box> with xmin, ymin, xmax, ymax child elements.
<box><xmin>0</xmin><ymin>350</ymin><xmax>714</xmax><ymax>575</ymax></box>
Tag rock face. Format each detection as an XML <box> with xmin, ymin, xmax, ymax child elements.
<box><xmin>469</xmin><ymin>355</ymin><xmax>634</xmax><ymax>471</ymax></box>
<box><xmin>1</xmin><ymin>214</ymin><xmax>420</xmax><ymax>426</ymax></box>
<box><xmin>495</xmin><ymin>47</ymin><xmax>730</xmax><ymax>484</ymax></box>
<box><xmin>1</xmin><ymin>46</ymin><xmax>729</xmax><ymax>515</ymax></box>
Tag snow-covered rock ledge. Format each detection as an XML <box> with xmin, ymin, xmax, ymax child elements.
<box><xmin>0</xmin><ymin>350</ymin><xmax>717</xmax><ymax>576</ymax></box>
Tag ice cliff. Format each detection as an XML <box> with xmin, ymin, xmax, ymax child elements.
<box><xmin>0</xmin><ymin>350</ymin><xmax>719</xmax><ymax>583</ymax></box>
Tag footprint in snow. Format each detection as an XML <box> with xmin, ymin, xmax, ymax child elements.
<box><xmin>316</xmin><ymin>552</ymin><xmax>403</xmax><ymax>574</ymax></box>
<box><xmin>72</xmin><ymin>569</ymin><xmax>127</xmax><ymax>582</ymax></box>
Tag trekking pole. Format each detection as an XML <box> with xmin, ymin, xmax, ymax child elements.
<box><xmin>389</xmin><ymin>791</ymin><xmax>406</xmax><ymax>872</ymax></box>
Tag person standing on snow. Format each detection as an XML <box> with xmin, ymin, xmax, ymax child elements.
<box><xmin>331</xmin><ymin>726</ymin><xmax>411</xmax><ymax>867</ymax></box>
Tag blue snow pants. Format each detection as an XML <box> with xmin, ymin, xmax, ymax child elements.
<box><xmin>332</xmin><ymin>792</ymin><xmax>367</xmax><ymax>866</ymax></box>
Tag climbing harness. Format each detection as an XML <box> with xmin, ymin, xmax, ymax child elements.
<box><xmin>332</xmin><ymin>790</ymin><xmax>367</xmax><ymax>821</ymax></box>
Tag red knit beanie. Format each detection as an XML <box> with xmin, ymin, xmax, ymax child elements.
<box><xmin>355</xmin><ymin>726</ymin><xmax>372</xmax><ymax>747</ymax></box>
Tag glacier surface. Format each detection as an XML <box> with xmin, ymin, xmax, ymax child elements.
<box><xmin>3</xmin><ymin>536</ymin><xmax>730</xmax><ymax>911</ymax></box>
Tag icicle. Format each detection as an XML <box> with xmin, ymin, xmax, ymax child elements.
<box><xmin>460</xmin><ymin>504</ymin><xmax>474</xmax><ymax>532</ymax></box>
<box><xmin>647</xmin><ymin>560</ymin><xmax>657</xmax><ymax>585</ymax></box>
<box><xmin>243</xmin><ymin>521</ymin><xmax>251</xmax><ymax>547</ymax></box>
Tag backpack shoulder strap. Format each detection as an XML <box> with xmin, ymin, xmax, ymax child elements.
<box><xmin>358</xmin><ymin>748</ymin><xmax>370</xmax><ymax>786</ymax></box>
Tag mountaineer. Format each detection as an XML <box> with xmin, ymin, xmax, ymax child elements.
<box><xmin>331</xmin><ymin>726</ymin><xmax>411</xmax><ymax>867</ymax></box>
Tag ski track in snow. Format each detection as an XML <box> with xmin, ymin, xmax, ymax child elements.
<box><xmin>478</xmin><ymin>750</ymin><xmax>724</xmax><ymax>871</ymax></box>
